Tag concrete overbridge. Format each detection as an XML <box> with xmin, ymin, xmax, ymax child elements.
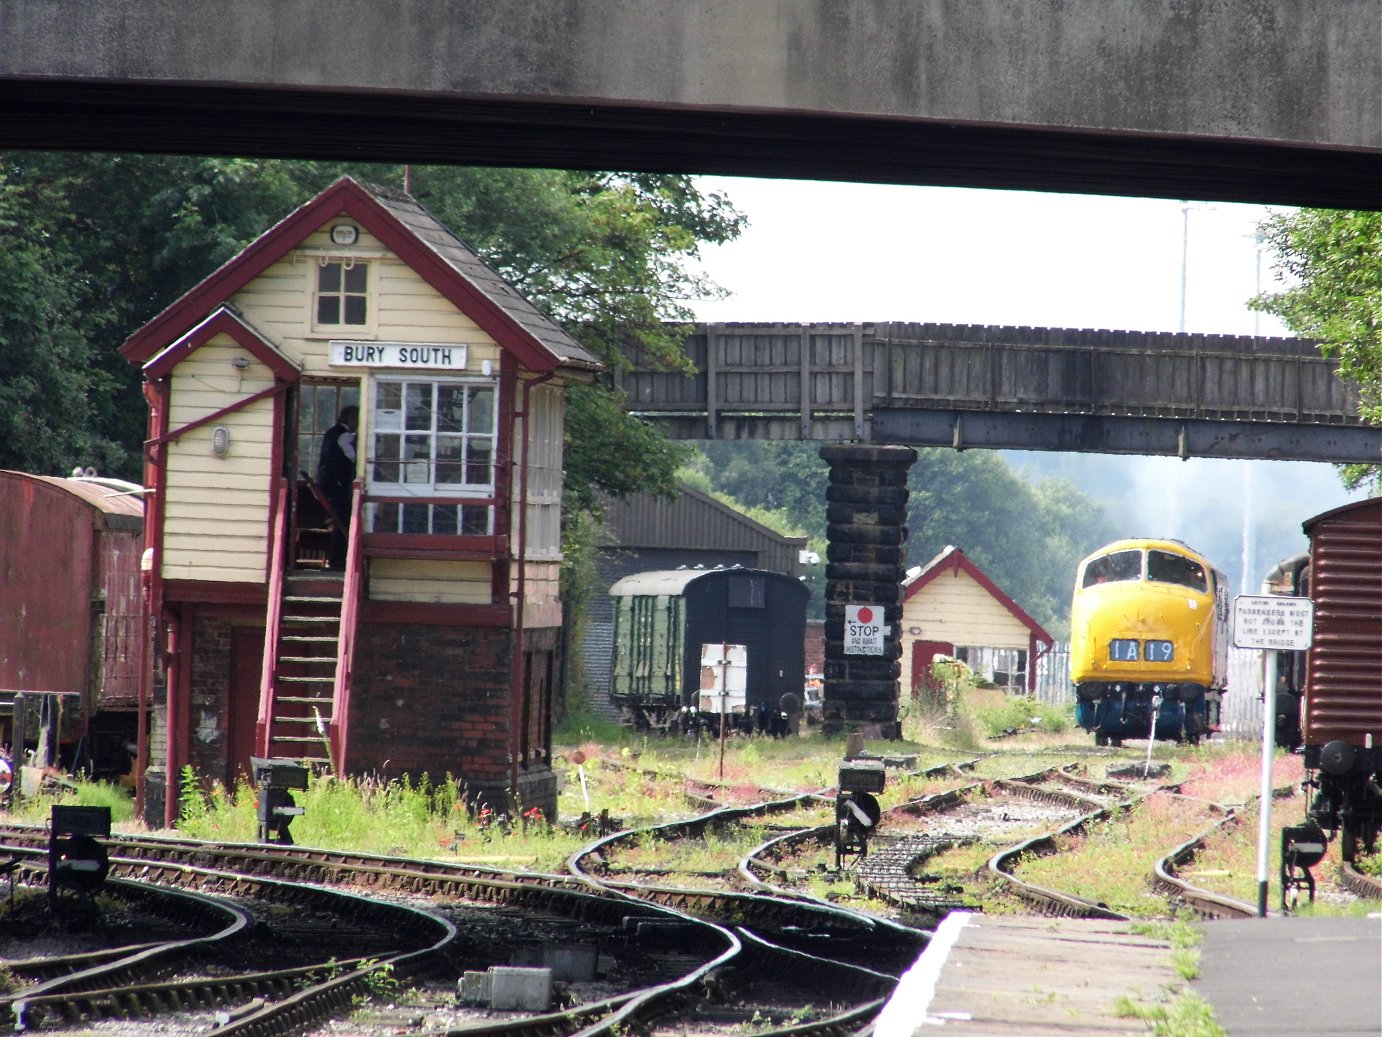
<box><xmin>619</xmin><ymin>322</ymin><xmax>1380</xmax><ymax>464</ymax></box>
<box><xmin>1</xmin><ymin>1</ymin><xmax>1378</xmax><ymax>209</ymax></box>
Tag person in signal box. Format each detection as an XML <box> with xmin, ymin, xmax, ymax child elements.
<box><xmin>316</xmin><ymin>405</ymin><xmax>358</xmax><ymax>569</ymax></box>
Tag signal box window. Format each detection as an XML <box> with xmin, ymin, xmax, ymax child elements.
<box><xmin>367</xmin><ymin>378</ymin><xmax>498</xmax><ymax>536</ymax></box>
<box><xmin>727</xmin><ymin>574</ymin><xmax>766</xmax><ymax>608</ymax></box>
<box><xmin>315</xmin><ymin>260</ymin><xmax>369</xmax><ymax>328</ymax></box>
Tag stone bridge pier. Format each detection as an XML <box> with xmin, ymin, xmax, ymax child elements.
<box><xmin>819</xmin><ymin>444</ymin><xmax>917</xmax><ymax>738</ymax></box>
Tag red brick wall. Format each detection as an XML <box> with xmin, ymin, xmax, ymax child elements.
<box><xmin>187</xmin><ymin>616</ymin><xmax>231</xmax><ymax>781</ymax></box>
<box><xmin>805</xmin><ymin>619</ymin><xmax>825</xmax><ymax>676</ymax></box>
<box><xmin>175</xmin><ymin>613</ymin><xmax>560</xmax><ymax>818</ymax></box>
<box><xmin>346</xmin><ymin>622</ymin><xmax>557</xmax><ymax>816</ymax></box>
<box><xmin>348</xmin><ymin>622</ymin><xmax>512</xmax><ymax>783</ymax></box>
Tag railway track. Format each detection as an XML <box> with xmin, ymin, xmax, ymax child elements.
<box><xmin>3</xmin><ymin>745</ymin><xmax>1376</xmax><ymax>1036</ymax></box>
<box><xmin>1</xmin><ymin>835</ymin><xmax>699</xmax><ymax>1037</ymax></box>
<box><xmin>562</xmin><ymin>785</ymin><xmax>927</xmax><ymax>1036</ymax></box>
<box><xmin>0</xmin><ymin>797</ymin><xmax>918</xmax><ymax>1037</ymax></box>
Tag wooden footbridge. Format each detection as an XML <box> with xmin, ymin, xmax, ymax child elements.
<box><xmin>618</xmin><ymin>322</ymin><xmax>1380</xmax><ymax>463</ymax></box>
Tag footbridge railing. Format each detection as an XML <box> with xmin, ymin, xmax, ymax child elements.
<box><xmin>616</xmin><ymin>322</ymin><xmax>1378</xmax><ymax>463</ymax></box>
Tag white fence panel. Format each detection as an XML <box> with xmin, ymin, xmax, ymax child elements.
<box><xmin>1035</xmin><ymin>642</ymin><xmax>1072</xmax><ymax>707</ymax></box>
<box><xmin>1221</xmin><ymin>647</ymin><xmax>1266</xmax><ymax>740</ymax></box>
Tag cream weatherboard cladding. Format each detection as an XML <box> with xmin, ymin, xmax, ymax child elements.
<box><xmin>368</xmin><ymin>558</ymin><xmax>494</xmax><ymax>604</ymax></box>
<box><xmin>228</xmin><ymin>228</ymin><xmax>506</xmax><ymax>372</ymax></box>
<box><xmin>902</xmin><ymin>569</ymin><xmax>1033</xmax><ymax>649</ymax></box>
<box><xmin>161</xmin><ymin>336</ymin><xmax>275</xmax><ymax>582</ymax></box>
<box><xmin>158</xmin><ymin>231</ymin><xmax>510</xmax><ymax>590</ymax></box>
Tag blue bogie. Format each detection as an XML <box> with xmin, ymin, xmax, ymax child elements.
<box><xmin>1076</xmin><ymin>689</ymin><xmax>1209</xmax><ymax>744</ymax></box>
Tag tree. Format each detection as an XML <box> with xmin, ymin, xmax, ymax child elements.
<box><xmin>688</xmin><ymin>441</ymin><xmax>1117</xmax><ymax>636</ymax></box>
<box><xmin>904</xmin><ymin>451</ymin><xmax>1116</xmax><ymax>636</ymax></box>
<box><xmin>2</xmin><ymin>153</ymin><xmax>311</xmax><ymax>477</ymax></box>
<box><xmin>0</xmin><ymin>155</ymin><xmax>744</xmax><ymax>505</ymax></box>
<box><xmin>0</xmin><ymin>171</ymin><xmax>113</xmax><ymax>474</ymax></box>
<box><xmin>1252</xmin><ymin>208</ymin><xmax>1382</xmax><ymax>490</ymax></box>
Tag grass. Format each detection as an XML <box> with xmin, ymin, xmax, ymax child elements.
<box><xmin>1115</xmin><ymin>991</ymin><xmax>1226</xmax><ymax>1037</ymax></box>
<box><xmin>1117</xmin><ymin>919</ymin><xmax>1227</xmax><ymax>1037</ymax></box>
<box><xmin>608</xmin><ymin>824</ymin><xmax>766</xmax><ymax>875</ymax></box>
<box><xmin>172</xmin><ymin>767</ymin><xmax>591</xmax><ymax>871</ymax></box>
<box><xmin>5</xmin><ymin>777</ymin><xmax>138</xmax><ymax>826</ymax></box>
<box><xmin>1016</xmin><ymin>796</ymin><xmax>1223</xmax><ymax>917</ymax></box>
<box><xmin>7</xmin><ymin>672</ymin><xmax>1377</xmax><ymax>911</ymax></box>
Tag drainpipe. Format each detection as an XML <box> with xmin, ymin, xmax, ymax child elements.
<box><xmin>163</xmin><ymin>613</ymin><xmax>184</xmax><ymax>828</ymax></box>
<box><xmin>140</xmin><ymin>379</ymin><xmax>171</xmax><ymax>827</ymax></box>
<box><xmin>510</xmin><ymin>371</ymin><xmax>555</xmax><ymax>800</ymax></box>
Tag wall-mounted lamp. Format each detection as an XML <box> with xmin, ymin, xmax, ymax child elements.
<box><xmin>907</xmin><ymin>626</ymin><xmax>923</xmax><ymax>636</ymax></box>
<box><xmin>481</xmin><ymin>359</ymin><xmax>493</xmax><ymax>377</ymax></box>
<box><xmin>230</xmin><ymin>356</ymin><xmax>251</xmax><ymax>370</ymax></box>
<box><xmin>211</xmin><ymin>426</ymin><xmax>231</xmax><ymax>457</ymax></box>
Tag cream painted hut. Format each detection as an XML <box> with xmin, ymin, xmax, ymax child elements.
<box><xmin>901</xmin><ymin>546</ymin><xmax>1054</xmax><ymax>696</ymax></box>
<box><xmin>120</xmin><ymin>177</ymin><xmax>598</xmax><ymax>825</ymax></box>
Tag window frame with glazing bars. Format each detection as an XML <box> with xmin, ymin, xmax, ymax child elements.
<box><xmin>365</xmin><ymin>375</ymin><xmax>502</xmax><ymax>547</ymax></box>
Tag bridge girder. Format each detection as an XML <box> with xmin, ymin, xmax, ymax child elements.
<box><xmin>1</xmin><ymin>1</ymin><xmax>1379</xmax><ymax>208</ymax></box>
<box><xmin>870</xmin><ymin>410</ymin><xmax>1382</xmax><ymax>466</ymax></box>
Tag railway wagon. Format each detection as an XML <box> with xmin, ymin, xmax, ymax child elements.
<box><xmin>0</xmin><ymin>471</ymin><xmax>145</xmax><ymax>782</ymax></box>
<box><xmin>1298</xmin><ymin>497</ymin><xmax>1382</xmax><ymax>861</ymax></box>
<box><xmin>1069</xmin><ymin>538</ymin><xmax>1230</xmax><ymax>745</ymax></box>
<box><xmin>608</xmin><ymin>566</ymin><xmax>807</xmax><ymax>732</ymax></box>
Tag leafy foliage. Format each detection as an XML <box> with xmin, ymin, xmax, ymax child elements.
<box><xmin>688</xmin><ymin>441</ymin><xmax>1116</xmax><ymax>636</ymax></box>
<box><xmin>1252</xmin><ymin>208</ymin><xmax>1382</xmax><ymax>490</ymax></box>
<box><xmin>0</xmin><ymin>168</ymin><xmax>122</xmax><ymax>474</ymax></box>
<box><xmin>0</xmin><ymin>154</ymin><xmax>742</xmax><ymax>506</ymax></box>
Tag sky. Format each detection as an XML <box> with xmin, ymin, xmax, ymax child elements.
<box><xmin>684</xmin><ymin>177</ymin><xmax>1374</xmax><ymax>596</ymax></box>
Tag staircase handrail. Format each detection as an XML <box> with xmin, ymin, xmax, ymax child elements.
<box><xmin>256</xmin><ymin>478</ymin><xmax>291</xmax><ymax>757</ymax></box>
<box><xmin>330</xmin><ymin>479</ymin><xmax>366</xmax><ymax>776</ymax></box>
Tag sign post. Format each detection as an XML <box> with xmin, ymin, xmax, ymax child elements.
<box><xmin>1232</xmin><ymin>594</ymin><xmax>1314</xmax><ymax>917</ymax></box>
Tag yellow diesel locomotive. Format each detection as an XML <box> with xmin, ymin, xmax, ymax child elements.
<box><xmin>1070</xmin><ymin>538</ymin><xmax>1230</xmax><ymax>745</ymax></box>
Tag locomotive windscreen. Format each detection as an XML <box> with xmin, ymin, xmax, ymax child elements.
<box><xmin>1081</xmin><ymin>550</ymin><xmax>1141</xmax><ymax>587</ymax></box>
<box><xmin>1147</xmin><ymin>550</ymin><xmax>1208</xmax><ymax>592</ymax></box>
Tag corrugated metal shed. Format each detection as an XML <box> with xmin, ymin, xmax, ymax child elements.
<box><xmin>576</xmin><ymin>484</ymin><xmax>809</xmax><ymax>718</ymax></box>
<box><xmin>600</xmin><ymin>483</ymin><xmax>806</xmax><ymax>577</ymax></box>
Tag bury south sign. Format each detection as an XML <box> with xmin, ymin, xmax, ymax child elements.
<box><xmin>844</xmin><ymin>605</ymin><xmax>886</xmax><ymax>656</ymax></box>
<box><xmin>330</xmin><ymin>341</ymin><xmax>469</xmax><ymax>370</ymax></box>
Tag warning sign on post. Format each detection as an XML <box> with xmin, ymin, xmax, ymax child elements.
<box><xmin>844</xmin><ymin>605</ymin><xmax>886</xmax><ymax>656</ymax></box>
<box><xmin>1232</xmin><ymin>595</ymin><xmax>1314</xmax><ymax>651</ymax></box>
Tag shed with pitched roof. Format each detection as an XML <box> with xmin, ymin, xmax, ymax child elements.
<box><xmin>901</xmin><ymin>546</ymin><xmax>1053</xmax><ymax>696</ymax></box>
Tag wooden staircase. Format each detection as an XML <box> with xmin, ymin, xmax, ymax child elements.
<box><xmin>260</xmin><ymin>574</ymin><xmax>344</xmax><ymax>768</ymax></box>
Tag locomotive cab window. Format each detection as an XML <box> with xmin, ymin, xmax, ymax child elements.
<box><xmin>1146</xmin><ymin>550</ymin><xmax>1207</xmax><ymax>592</ymax></box>
<box><xmin>1081</xmin><ymin>550</ymin><xmax>1142</xmax><ymax>587</ymax></box>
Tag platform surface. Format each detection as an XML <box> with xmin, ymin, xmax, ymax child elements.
<box><xmin>876</xmin><ymin>912</ymin><xmax>1177</xmax><ymax>1036</ymax></box>
<box><xmin>876</xmin><ymin>910</ymin><xmax>1382</xmax><ymax>1036</ymax></box>
<box><xmin>1194</xmin><ymin>914</ymin><xmax>1381</xmax><ymax>1037</ymax></box>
